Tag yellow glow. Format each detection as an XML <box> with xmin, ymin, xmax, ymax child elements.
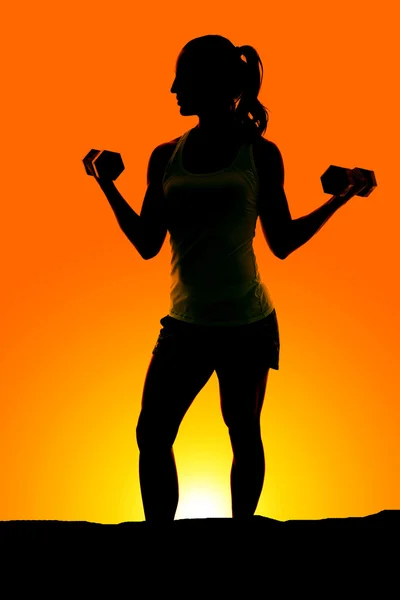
<box><xmin>175</xmin><ymin>483</ymin><xmax>231</xmax><ymax>520</ymax></box>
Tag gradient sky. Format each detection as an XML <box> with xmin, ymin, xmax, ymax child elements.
<box><xmin>1</xmin><ymin>0</ymin><xmax>399</xmax><ymax>523</ymax></box>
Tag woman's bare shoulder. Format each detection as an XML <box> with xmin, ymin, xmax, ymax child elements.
<box><xmin>252</xmin><ymin>135</ymin><xmax>282</xmax><ymax>163</ymax></box>
<box><xmin>252</xmin><ymin>134</ymin><xmax>276</xmax><ymax>149</ymax></box>
<box><xmin>153</xmin><ymin>136</ymin><xmax>182</xmax><ymax>169</ymax></box>
<box><xmin>159</xmin><ymin>135</ymin><xmax>182</xmax><ymax>152</ymax></box>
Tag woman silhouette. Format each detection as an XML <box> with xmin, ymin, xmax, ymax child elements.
<box><xmin>95</xmin><ymin>34</ymin><xmax>354</xmax><ymax>523</ymax></box>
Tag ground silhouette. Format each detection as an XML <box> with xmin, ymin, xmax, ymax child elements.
<box><xmin>1</xmin><ymin>510</ymin><xmax>398</xmax><ymax>595</ymax></box>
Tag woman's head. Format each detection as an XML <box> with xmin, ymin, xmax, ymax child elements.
<box><xmin>171</xmin><ymin>35</ymin><xmax>269</xmax><ymax>140</ymax></box>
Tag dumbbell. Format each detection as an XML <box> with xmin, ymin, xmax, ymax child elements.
<box><xmin>321</xmin><ymin>165</ymin><xmax>377</xmax><ymax>198</ymax></box>
<box><xmin>83</xmin><ymin>149</ymin><xmax>125</xmax><ymax>181</ymax></box>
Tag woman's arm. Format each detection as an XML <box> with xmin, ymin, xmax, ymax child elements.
<box><xmin>257</xmin><ymin>140</ymin><xmax>356</xmax><ymax>259</ymax></box>
<box><xmin>286</xmin><ymin>193</ymin><xmax>349</xmax><ymax>258</ymax></box>
<box><xmin>95</xmin><ymin>143</ymin><xmax>168</xmax><ymax>259</ymax></box>
<box><xmin>97</xmin><ymin>178</ymin><xmax>148</xmax><ymax>258</ymax></box>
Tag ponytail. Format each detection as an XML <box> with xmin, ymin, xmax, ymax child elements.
<box><xmin>233</xmin><ymin>45</ymin><xmax>269</xmax><ymax>141</ymax></box>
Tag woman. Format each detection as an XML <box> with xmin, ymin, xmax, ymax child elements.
<box><xmin>95</xmin><ymin>35</ymin><xmax>357</xmax><ymax>523</ymax></box>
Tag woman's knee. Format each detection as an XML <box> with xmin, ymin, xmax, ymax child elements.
<box><xmin>228</xmin><ymin>417</ymin><xmax>262</xmax><ymax>443</ymax></box>
<box><xmin>136</xmin><ymin>411</ymin><xmax>177</xmax><ymax>451</ymax></box>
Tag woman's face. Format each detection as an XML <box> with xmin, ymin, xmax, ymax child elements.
<box><xmin>171</xmin><ymin>50</ymin><xmax>231</xmax><ymax>116</ymax></box>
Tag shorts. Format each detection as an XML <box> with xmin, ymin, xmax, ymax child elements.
<box><xmin>152</xmin><ymin>309</ymin><xmax>280</xmax><ymax>371</ymax></box>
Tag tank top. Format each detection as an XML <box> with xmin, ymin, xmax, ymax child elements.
<box><xmin>161</xmin><ymin>127</ymin><xmax>275</xmax><ymax>326</ymax></box>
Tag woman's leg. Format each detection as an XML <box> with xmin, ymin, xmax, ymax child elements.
<box><xmin>215</xmin><ymin>345</ymin><xmax>270</xmax><ymax>520</ymax></box>
<box><xmin>229</xmin><ymin>404</ymin><xmax>267</xmax><ymax>520</ymax></box>
<box><xmin>136</xmin><ymin>332</ymin><xmax>215</xmax><ymax>523</ymax></box>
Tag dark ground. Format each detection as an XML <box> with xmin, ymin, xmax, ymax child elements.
<box><xmin>1</xmin><ymin>510</ymin><xmax>398</xmax><ymax>596</ymax></box>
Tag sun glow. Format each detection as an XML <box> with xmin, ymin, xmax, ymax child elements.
<box><xmin>175</xmin><ymin>485</ymin><xmax>231</xmax><ymax>520</ymax></box>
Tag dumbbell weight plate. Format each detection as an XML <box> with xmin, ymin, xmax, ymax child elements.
<box><xmin>83</xmin><ymin>149</ymin><xmax>101</xmax><ymax>176</ymax></box>
<box><xmin>83</xmin><ymin>149</ymin><xmax>125</xmax><ymax>181</ymax></box>
<box><xmin>352</xmin><ymin>167</ymin><xmax>377</xmax><ymax>197</ymax></box>
<box><xmin>321</xmin><ymin>165</ymin><xmax>355</xmax><ymax>197</ymax></box>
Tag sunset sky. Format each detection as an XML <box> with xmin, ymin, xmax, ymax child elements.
<box><xmin>1</xmin><ymin>0</ymin><xmax>399</xmax><ymax>523</ymax></box>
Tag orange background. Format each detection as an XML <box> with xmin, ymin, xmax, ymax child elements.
<box><xmin>1</xmin><ymin>1</ymin><xmax>399</xmax><ymax>523</ymax></box>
